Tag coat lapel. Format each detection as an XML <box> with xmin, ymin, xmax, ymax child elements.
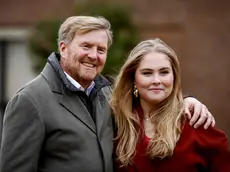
<box><xmin>95</xmin><ymin>94</ymin><xmax>112</xmax><ymax>135</ymax></box>
<box><xmin>41</xmin><ymin>60</ymin><xmax>97</xmax><ymax>134</ymax></box>
<box><xmin>60</xmin><ymin>91</ymin><xmax>96</xmax><ymax>134</ymax></box>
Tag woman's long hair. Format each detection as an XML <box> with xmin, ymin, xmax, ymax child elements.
<box><xmin>110</xmin><ymin>38</ymin><xmax>185</xmax><ymax>166</ymax></box>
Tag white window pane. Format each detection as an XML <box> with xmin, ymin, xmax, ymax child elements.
<box><xmin>6</xmin><ymin>41</ymin><xmax>37</xmax><ymax>100</ymax></box>
<box><xmin>0</xmin><ymin>44</ymin><xmax>2</xmax><ymax>100</ymax></box>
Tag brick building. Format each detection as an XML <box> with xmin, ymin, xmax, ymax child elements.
<box><xmin>0</xmin><ymin>0</ymin><xmax>229</xmax><ymax>142</ymax></box>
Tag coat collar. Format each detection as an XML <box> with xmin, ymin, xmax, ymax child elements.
<box><xmin>42</xmin><ymin>52</ymin><xmax>111</xmax><ymax>93</ymax></box>
<box><xmin>41</xmin><ymin>52</ymin><xmax>112</xmax><ymax>133</ymax></box>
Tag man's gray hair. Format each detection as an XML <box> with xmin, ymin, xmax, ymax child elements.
<box><xmin>58</xmin><ymin>16</ymin><xmax>113</xmax><ymax>47</ymax></box>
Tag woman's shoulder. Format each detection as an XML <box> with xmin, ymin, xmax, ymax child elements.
<box><xmin>182</xmin><ymin>120</ymin><xmax>228</xmax><ymax>149</ymax></box>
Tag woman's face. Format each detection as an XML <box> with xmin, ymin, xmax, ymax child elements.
<box><xmin>134</xmin><ymin>51</ymin><xmax>174</xmax><ymax>107</ymax></box>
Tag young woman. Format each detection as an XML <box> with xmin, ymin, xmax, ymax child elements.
<box><xmin>111</xmin><ymin>38</ymin><xmax>230</xmax><ymax>172</ymax></box>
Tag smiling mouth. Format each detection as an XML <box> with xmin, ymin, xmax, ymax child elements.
<box><xmin>150</xmin><ymin>89</ymin><xmax>164</xmax><ymax>93</ymax></box>
<box><xmin>82</xmin><ymin>62</ymin><xmax>95</xmax><ymax>68</ymax></box>
<box><xmin>150</xmin><ymin>88</ymin><xmax>163</xmax><ymax>90</ymax></box>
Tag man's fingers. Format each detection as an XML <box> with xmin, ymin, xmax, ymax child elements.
<box><xmin>183</xmin><ymin>103</ymin><xmax>191</xmax><ymax>119</ymax></box>
<box><xmin>211</xmin><ymin>115</ymin><xmax>216</xmax><ymax>127</ymax></box>
<box><xmin>203</xmin><ymin>113</ymin><xmax>213</xmax><ymax>129</ymax></box>
<box><xmin>194</xmin><ymin>105</ymin><xmax>208</xmax><ymax>129</ymax></box>
<box><xmin>189</xmin><ymin>104</ymin><xmax>202</xmax><ymax>126</ymax></box>
<box><xmin>205</xmin><ymin>110</ymin><xmax>215</xmax><ymax>128</ymax></box>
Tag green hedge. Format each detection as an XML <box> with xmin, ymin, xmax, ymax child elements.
<box><xmin>28</xmin><ymin>2</ymin><xmax>139</xmax><ymax>76</ymax></box>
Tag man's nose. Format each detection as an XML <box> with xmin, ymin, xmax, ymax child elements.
<box><xmin>88</xmin><ymin>48</ymin><xmax>97</xmax><ymax>60</ymax></box>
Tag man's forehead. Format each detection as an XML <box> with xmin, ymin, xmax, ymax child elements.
<box><xmin>74</xmin><ymin>30</ymin><xmax>108</xmax><ymax>47</ymax></box>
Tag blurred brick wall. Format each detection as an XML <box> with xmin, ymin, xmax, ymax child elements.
<box><xmin>1</xmin><ymin>0</ymin><xmax>229</xmax><ymax>140</ymax></box>
<box><xmin>0</xmin><ymin>0</ymin><xmax>76</xmax><ymax>26</ymax></box>
<box><xmin>128</xmin><ymin>0</ymin><xmax>230</xmax><ymax>139</ymax></box>
<box><xmin>184</xmin><ymin>1</ymin><xmax>230</xmax><ymax>137</ymax></box>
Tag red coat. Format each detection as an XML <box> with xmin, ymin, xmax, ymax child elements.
<box><xmin>116</xmin><ymin>120</ymin><xmax>230</xmax><ymax>172</ymax></box>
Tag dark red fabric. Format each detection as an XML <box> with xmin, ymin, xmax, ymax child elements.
<box><xmin>115</xmin><ymin>108</ymin><xmax>230</xmax><ymax>172</ymax></box>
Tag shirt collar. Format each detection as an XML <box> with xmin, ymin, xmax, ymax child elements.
<box><xmin>64</xmin><ymin>72</ymin><xmax>95</xmax><ymax>96</ymax></box>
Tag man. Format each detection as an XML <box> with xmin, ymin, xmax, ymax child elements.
<box><xmin>0</xmin><ymin>16</ymin><xmax>214</xmax><ymax>172</ymax></box>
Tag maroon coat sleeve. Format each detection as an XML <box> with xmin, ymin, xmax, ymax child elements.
<box><xmin>194</xmin><ymin>124</ymin><xmax>230</xmax><ymax>172</ymax></box>
<box><xmin>114</xmin><ymin>120</ymin><xmax>230</xmax><ymax>172</ymax></box>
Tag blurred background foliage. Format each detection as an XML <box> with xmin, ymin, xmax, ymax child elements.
<box><xmin>28</xmin><ymin>1</ymin><xmax>139</xmax><ymax>76</ymax></box>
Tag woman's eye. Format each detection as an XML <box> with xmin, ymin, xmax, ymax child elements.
<box><xmin>142</xmin><ymin>72</ymin><xmax>152</xmax><ymax>75</ymax></box>
<box><xmin>160</xmin><ymin>71</ymin><xmax>169</xmax><ymax>75</ymax></box>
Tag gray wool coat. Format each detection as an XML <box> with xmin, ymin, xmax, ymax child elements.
<box><xmin>0</xmin><ymin>53</ymin><xmax>114</xmax><ymax>172</ymax></box>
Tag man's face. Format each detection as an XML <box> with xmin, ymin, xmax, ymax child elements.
<box><xmin>60</xmin><ymin>30</ymin><xmax>108</xmax><ymax>88</ymax></box>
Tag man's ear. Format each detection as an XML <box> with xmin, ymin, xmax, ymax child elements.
<box><xmin>59</xmin><ymin>41</ymin><xmax>66</xmax><ymax>58</ymax></box>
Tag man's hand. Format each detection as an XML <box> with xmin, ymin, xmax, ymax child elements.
<box><xmin>183</xmin><ymin>97</ymin><xmax>215</xmax><ymax>129</ymax></box>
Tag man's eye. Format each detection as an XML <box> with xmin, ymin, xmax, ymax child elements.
<box><xmin>98</xmin><ymin>49</ymin><xmax>105</xmax><ymax>54</ymax></box>
<box><xmin>82</xmin><ymin>45</ymin><xmax>90</xmax><ymax>49</ymax></box>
